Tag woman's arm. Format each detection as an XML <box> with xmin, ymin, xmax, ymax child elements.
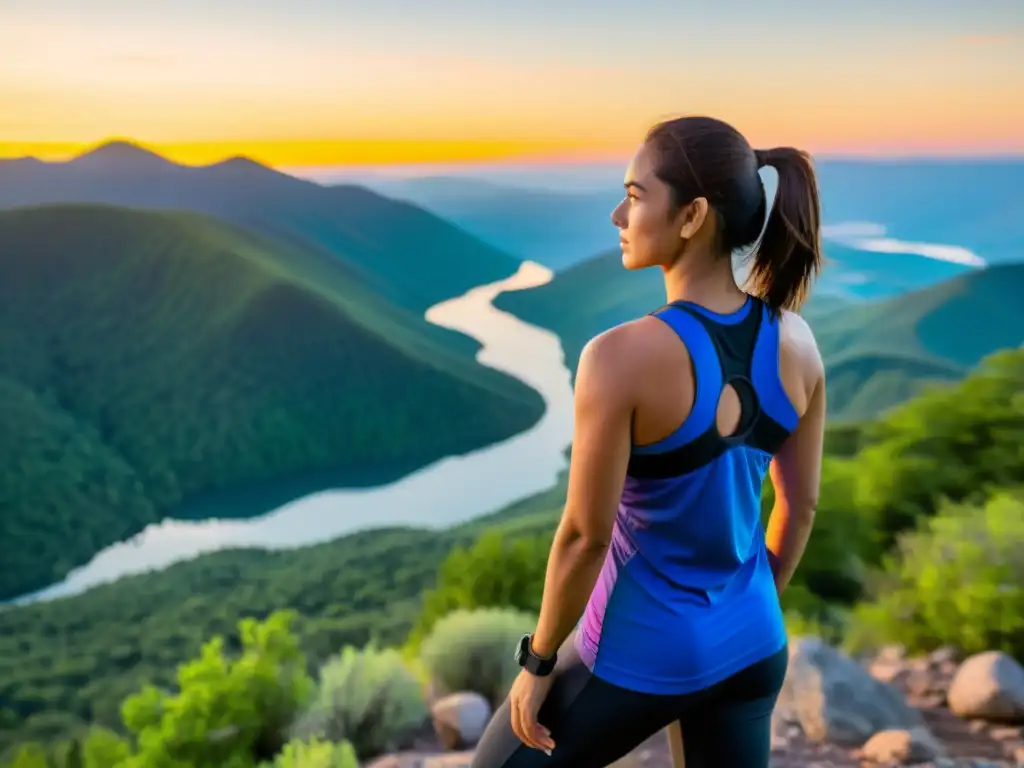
<box><xmin>529</xmin><ymin>329</ymin><xmax>635</xmax><ymax>659</ymax></box>
<box><xmin>765</xmin><ymin>363</ymin><xmax>826</xmax><ymax>594</ymax></box>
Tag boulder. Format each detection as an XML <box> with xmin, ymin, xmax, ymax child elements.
<box><xmin>431</xmin><ymin>692</ymin><xmax>492</xmax><ymax>750</ymax></box>
<box><xmin>776</xmin><ymin>636</ymin><xmax>926</xmax><ymax>747</ymax></box>
<box><xmin>948</xmin><ymin>651</ymin><xmax>1024</xmax><ymax>724</ymax></box>
<box><xmin>859</xmin><ymin>726</ymin><xmax>945</xmax><ymax>764</ymax></box>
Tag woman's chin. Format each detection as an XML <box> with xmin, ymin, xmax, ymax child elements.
<box><xmin>620</xmin><ymin>249</ymin><xmax>645</xmax><ymax>270</ymax></box>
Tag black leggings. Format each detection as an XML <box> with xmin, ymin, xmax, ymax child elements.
<box><xmin>471</xmin><ymin>634</ymin><xmax>788</xmax><ymax>768</ymax></box>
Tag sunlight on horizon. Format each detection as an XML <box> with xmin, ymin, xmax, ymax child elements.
<box><xmin>2</xmin><ymin>0</ymin><xmax>1022</xmax><ymax>165</ymax></box>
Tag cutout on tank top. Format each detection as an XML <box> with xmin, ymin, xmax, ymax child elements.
<box><xmin>715</xmin><ymin>376</ymin><xmax>760</xmax><ymax>439</ymax></box>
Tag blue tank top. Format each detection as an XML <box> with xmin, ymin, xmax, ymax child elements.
<box><xmin>574</xmin><ymin>294</ymin><xmax>798</xmax><ymax>695</ymax></box>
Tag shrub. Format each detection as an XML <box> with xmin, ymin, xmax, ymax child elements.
<box><xmin>852</xmin><ymin>349</ymin><xmax>1024</xmax><ymax>548</ymax></box>
<box><xmin>81</xmin><ymin>727</ymin><xmax>132</xmax><ymax>767</ymax></box>
<box><xmin>290</xmin><ymin>645</ymin><xmax>427</xmax><ymax>762</ymax></box>
<box><xmin>844</xmin><ymin>489</ymin><xmax>1024</xmax><ymax>658</ymax></box>
<box><xmin>259</xmin><ymin>737</ymin><xmax>357</xmax><ymax>768</ymax></box>
<box><xmin>405</xmin><ymin>531</ymin><xmax>548</xmax><ymax>651</ymax></box>
<box><xmin>420</xmin><ymin>608</ymin><xmax>537</xmax><ymax>709</ymax></box>
<box><xmin>4</xmin><ymin>743</ymin><xmax>50</xmax><ymax>768</ymax></box>
<box><xmin>118</xmin><ymin>610</ymin><xmax>313</xmax><ymax>768</ymax></box>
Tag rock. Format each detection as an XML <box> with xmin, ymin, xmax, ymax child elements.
<box><xmin>879</xmin><ymin>644</ymin><xmax>909</xmax><ymax>663</ymax></box>
<box><xmin>909</xmin><ymin>668</ymin><xmax>940</xmax><ymax>698</ymax></box>
<box><xmin>948</xmin><ymin>652</ymin><xmax>1024</xmax><ymax>724</ymax></box>
<box><xmin>431</xmin><ymin>692</ymin><xmax>492</xmax><ymax>750</ymax></box>
<box><xmin>860</xmin><ymin>727</ymin><xmax>945</xmax><ymax>764</ymax></box>
<box><xmin>870</xmin><ymin>645</ymin><xmax>911</xmax><ymax>685</ymax></box>
<box><xmin>930</xmin><ymin>647</ymin><xmax>959</xmax><ymax>666</ymax></box>
<box><xmin>777</xmin><ymin>636</ymin><xmax>926</xmax><ymax>747</ymax></box>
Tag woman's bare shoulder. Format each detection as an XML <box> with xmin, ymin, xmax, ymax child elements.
<box><xmin>577</xmin><ymin>315</ymin><xmax>685</xmax><ymax>389</ymax></box>
<box><xmin>779</xmin><ymin>309</ymin><xmax>824</xmax><ymax>374</ymax></box>
<box><xmin>777</xmin><ymin>309</ymin><xmax>825</xmax><ymax>413</ymax></box>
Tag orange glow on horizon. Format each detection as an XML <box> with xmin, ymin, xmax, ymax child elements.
<box><xmin>0</xmin><ymin>139</ymin><xmax>635</xmax><ymax>167</ymax></box>
<box><xmin>2</xmin><ymin>136</ymin><xmax>1021</xmax><ymax>170</ymax></box>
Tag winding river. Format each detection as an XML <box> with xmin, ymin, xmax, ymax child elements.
<box><xmin>14</xmin><ymin>260</ymin><xmax>575</xmax><ymax>605</ymax></box>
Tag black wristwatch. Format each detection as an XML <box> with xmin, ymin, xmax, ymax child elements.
<box><xmin>514</xmin><ymin>633</ymin><xmax>557</xmax><ymax>676</ymax></box>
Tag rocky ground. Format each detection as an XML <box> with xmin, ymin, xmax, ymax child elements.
<box><xmin>367</xmin><ymin>640</ymin><xmax>1024</xmax><ymax>768</ymax></box>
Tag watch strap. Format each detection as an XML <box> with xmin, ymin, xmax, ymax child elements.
<box><xmin>518</xmin><ymin>633</ymin><xmax>557</xmax><ymax>676</ymax></box>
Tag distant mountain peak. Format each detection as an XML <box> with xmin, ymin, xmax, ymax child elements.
<box><xmin>72</xmin><ymin>139</ymin><xmax>173</xmax><ymax>170</ymax></box>
<box><xmin>205</xmin><ymin>155</ymin><xmax>278</xmax><ymax>176</ymax></box>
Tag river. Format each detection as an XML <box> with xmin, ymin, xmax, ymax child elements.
<box><xmin>13</xmin><ymin>260</ymin><xmax>575</xmax><ymax>605</ymax></box>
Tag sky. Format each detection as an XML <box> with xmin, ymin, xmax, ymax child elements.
<box><xmin>2</xmin><ymin>0</ymin><xmax>1023</xmax><ymax>166</ymax></box>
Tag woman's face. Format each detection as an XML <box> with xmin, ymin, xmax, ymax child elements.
<box><xmin>610</xmin><ymin>142</ymin><xmax>707</xmax><ymax>271</ymax></box>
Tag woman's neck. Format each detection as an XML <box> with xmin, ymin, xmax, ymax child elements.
<box><xmin>662</xmin><ymin>249</ymin><xmax>746</xmax><ymax>312</ymax></box>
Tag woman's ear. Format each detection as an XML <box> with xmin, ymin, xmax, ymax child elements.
<box><xmin>678</xmin><ymin>197</ymin><xmax>709</xmax><ymax>240</ymax></box>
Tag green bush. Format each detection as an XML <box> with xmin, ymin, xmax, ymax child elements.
<box><xmin>420</xmin><ymin>608</ymin><xmax>537</xmax><ymax>709</ymax></box>
<box><xmin>258</xmin><ymin>737</ymin><xmax>357</xmax><ymax>768</ymax></box>
<box><xmin>405</xmin><ymin>531</ymin><xmax>548</xmax><ymax>650</ymax></box>
<box><xmin>118</xmin><ymin>610</ymin><xmax>314</xmax><ymax>768</ymax></box>
<box><xmin>0</xmin><ymin>727</ymin><xmax>131</xmax><ymax>768</ymax></box>
<box><xmin>4</xmin><ymin>743</ymin><xmax>50</xmax><ymax>768</ymax></box>
<box><xmin>290</xmin><ymin>646</ymin><xmax>427</xmax><ymax>762</ymax></box>
<box><xmin>844</xmin><ymin>488</ymin><xmax>1024</xmax><ymax>658</ymax></box>
<box><xmin>84</xmin><ymin>728</ymin><xmax>130</xmax><ymax>767</ymax></box>
<box><xmin>852</xmin><ymin>349</ymin><xmax>1024</xmax><ymax>548</ymax></box>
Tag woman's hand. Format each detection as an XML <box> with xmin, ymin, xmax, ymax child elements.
<box><xmin>508</xmin><ymin>668</ymin><xmax>556</xmax><ymax>754</ymax></box>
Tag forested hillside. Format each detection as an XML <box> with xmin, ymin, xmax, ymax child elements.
<box><xmin>0</xmin><ymin>142</ymin><xmax>522</xmax><ymax>312</ymax></box>
<box><xmin>0</xmin><ymin>204</ymin><xmax>544</xmax><ymax>601</ymax></box>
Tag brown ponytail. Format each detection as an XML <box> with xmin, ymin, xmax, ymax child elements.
<box><xmin>746</xmin><ymin>147</ymin><xmax>823</xmax><ymax>315</ymax></box>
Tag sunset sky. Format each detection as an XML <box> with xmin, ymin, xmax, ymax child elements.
<box><xmin>2</xmin><ymin>0</ymin><xmax>1022</xmax><ymax>166</ymax></box>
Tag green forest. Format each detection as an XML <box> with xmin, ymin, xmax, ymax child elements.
<box><xmin>494</xmin><ymin>249</ymin><xmax>1024</xmax><ymax>422</ymax></box>
<box><xmin>2</xmin><ymin>347</ymin><xmax>1022</xmax><ymax>765</ymax></box>
<box><xmin>0</xmin><ymin>204</ymin><xmax>544</xmax><ymax>601</ymax></box>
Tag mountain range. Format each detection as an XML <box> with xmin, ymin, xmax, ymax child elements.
<box><xmin>0</xmin><ymin>141</ymin><xmax>522</xmax><ymax>313</ymax></box>
<box><xmin>358</xmin><ymin>160</ymin><xmax>1024</xmax><ymax>298</ymax></box>
<box><xmin>494</xmin><ymin>248</ymin><xmax>1024</xmax><ymax>422</ymax></box>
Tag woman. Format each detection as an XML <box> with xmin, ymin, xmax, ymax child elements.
<box><xmin>471</xmin><ymin>115</ymin><xmax>826</xmax><ymax>768</ymax></box>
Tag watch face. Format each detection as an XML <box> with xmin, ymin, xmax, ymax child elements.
<box><xmin>514</xmin><ymin>633</ymin><xmax>530</xmax><ymax>665</ymax></box>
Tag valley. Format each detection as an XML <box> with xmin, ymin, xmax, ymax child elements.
<box><xmin>0</xmin><ymin>203</ymin><xmax>546</xmax><ymax>602</ymax></box>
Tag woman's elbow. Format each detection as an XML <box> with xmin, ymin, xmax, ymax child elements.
<box><xmin>559</xmin><ymin>516</ymin><xmax>612</xmax><ymax>554</ymax></box>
